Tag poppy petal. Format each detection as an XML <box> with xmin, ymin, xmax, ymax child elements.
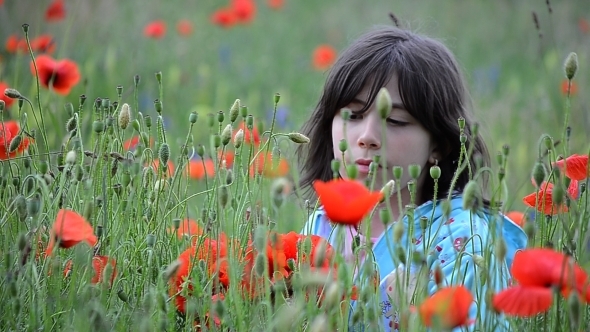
<box><xmin>492</xmin><ymin>286</ymin><xmax>553</xmax><ymax>317</ymax></box>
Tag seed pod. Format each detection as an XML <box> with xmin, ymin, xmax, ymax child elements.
<box><xmin>158</xmin><ymin>143</ymin><xmax>170</xmax><ymax>165</ymax></box>
<box><xmin>92</xmin><ymin>121</ymin><xmax>105</xmax><ymax>133</ymax></box>
<box><xmin>221</xmin><ymin>124</ymin><xmax>232</xmax><ymax>146</ymax></box>
<box><xmin>338</xmin><ymin>139</ymin><xmax>347</xmax><ymax>152</ymax></box>
<box><xmin>564</xmin><ymin>52</ymin><xmax>578</xmax><ymax>80</ymax></box>
<box><xmin>188</xmin><ymin>111</ymin><xmax>198</xmax><ymax>124</ymax></box>
<box><xmin>430</xmin><ymin>165</ymin><xmax>441</xmax><ymax>179</ymax></box>
<box><xmin>408</xmin><ymin>164</ymin><xmax>421</xmax><ymax>180</ymax></box>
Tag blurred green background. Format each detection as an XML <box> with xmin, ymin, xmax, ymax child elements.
<box><xmin>1</xmin><ymin>0</ymin><xmax>589</xmax><ymax>218</ymax></box>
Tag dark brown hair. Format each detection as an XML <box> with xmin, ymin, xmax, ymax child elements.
<box><xmin>297</xmin><ymin>26</ymin><xmax>490</xmax><ymax>205</ymax></box>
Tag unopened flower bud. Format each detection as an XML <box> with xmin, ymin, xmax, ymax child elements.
<box><xmin>4</xmin><ymin>88</ymin><xmax>21</xmax><ymax>99</ymax></box>
<box><xmin>219</xmin><ymin>185</ymin><xmax>229</xmax><ymax>208</ymax></box>
<box><xmin>212</xmin><ymin>134</ymin><xmax>221</xmax><ymax>149</ymax></box>
<box><xmin>8</xmin><ymin>134</ymin><xmax>22</xmax><ymax>153</ymax></box>
<box><xmin>564</xmin><ymin>52</ymin><xmax>578</xmax><ymax>80</ymax></box>
<box><xmin>118</xmin><ymin>103</ymin><xmax>131</xmax><ymax>129</ymax></box>
<box><xmin>146</xmin><ymin>234</ymin><xmax>156</xmax><ymax>247</ymax></box>
<box><xmin>552</xmin><ymin>182</ymin><xmax>565</xmax><ymax>206</ymax></box>
<box><xmin>66</xmin><ymin>116</ymin><xmax>77</xmax><ymax>132</ymax></box>
<box><xmin>221</xmin><ymin>124</ymin><xmax>232</xmax><ymax>146</ymax></box>
<box><xmin>233</xmin><ymin>129</ymin><xmax>244</xmax><ymax>149</ymax></box>
<box><xmin>288</xmin><ymin>132</ymin><xmax>310</xmax><ymax>144</ymax></box>
<box><xmin>393</xmin><ymin>221</ymin><xmax>404</xmax><ymax>242</ymax></box>
<box><xmin>376</xmin><ymin>87</ymin><xmax>392</xmax><ymax>119</ymax></box>
<box><xmin>430</xmin><ymin>165</ymin><xmax>441</xmax><ymax>179</ymax></box>
<box><xmin>532</xmin><ymin>162</ymin><xmax>546</xmax><ymax>188</ymax></box>
<box><xmin>274</xmin><ymin>93</ymin><xmax>281</xmax><ymax>105</ymax></box>
<box><xmin>196</xmin><ymin>144</ymin><xmax>205</xmax><ymax>157</ymax></box>
<box><xmin>229</xmin><ymin>99</ymin><xmax>240</xmax><ymax>123</ymax></box>
<box><xmin>65</xmin><ymin>150</ymin><xmax>76</xmax><ymax>165</ymax></box>
<box><xmin>462</xmin><ymin>180</ymin><xmax>482</xmax><ymax>212</ymax></box>
<box><xmin>380</xmin><ymin>180</ymin><xmax>395</xmax><ymax>202</ymax></box>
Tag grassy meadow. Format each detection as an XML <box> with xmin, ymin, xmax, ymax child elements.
<box><xmin>1</xmin><ymin>0</ymin><xmax>590</xmax><ymax>331</ymax></box>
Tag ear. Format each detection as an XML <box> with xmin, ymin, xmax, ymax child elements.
<box><xmin>428</xmin><ymin>140</ymin><xmax>450</xmax><ymax>165</ymax></box>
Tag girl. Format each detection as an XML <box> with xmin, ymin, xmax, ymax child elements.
<box><xmin>297</xmin><ymin>26</ymin><xmax>527</xmax><ymax>331</ymax></box>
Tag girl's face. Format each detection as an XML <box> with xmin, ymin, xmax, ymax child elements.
<box><xmin>331</xmin><ymin>74</ymin><xmax>440</xmax><ymax>198</ymax></box>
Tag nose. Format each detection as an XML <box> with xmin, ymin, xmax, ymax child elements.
<box><xmin>357</xmin><ymin>116</ymin><xmax>381</xmax><ymax>150</ymax></box>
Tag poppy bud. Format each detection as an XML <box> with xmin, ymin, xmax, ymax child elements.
<box><xmin>460</xmin><ymin>133</ymin><xmax>467</xmax><ymax>144</ymax></box>
<box><xmin>457</xmin><ymin>117</ymin><xmax>465</xmax><ymax>130</ymax></box>
<box><xmin>225</xmin><ymin>169</ymin><xmax>233</xmax><ymax>185</ymax></box>
<box><xmin>392</xmin><ymin>166</ymin><xmax>403</xmax><ymax>180</ymax></box>
<box><xmin>552</xmin><ymin>182</ymin><xmax>565</xmax><ymax>206</ymax></box>
<box><xmin>65</xmin><ymin>150</ymin><xmax>76</xmax><ymax>165</ymax></box>
<box><xmin>429</xmin><ymin>165</ymin><xmax>441</xmax><ymax>180</ymax></box>
<box><xmin>532</xmin><ymin>162</ymin><xmax>547</xmax><ymax>188</ymax></box>
<box><xmin>221</xmin><ymin>124</ymin><xmax>232</xmax><ymax>146</ymax></box>
<box><xmin>0</xmin><ymin>100</ymin><xmax>4</xmax><ymax>112</ymax></box>
<box><xmin>158</xmin><ymin>143</ymin><xmax>170</xmax><ymax>166</ymax></box>
<box><xmin>462</xmin><ymin>180</ymin><xmax>482</xmax><ymax>212</ymax></box>
<box><xmin>196</xmin><ymin>144</ymin><xmax>205</xmax><ymax>158</ymax></box>
<box><xmin>66</xmin><ymin>116</ymin><xmax>77</xmax><ymax>132</ymax></box>
<box><xmin>154</xmin><ymin>179</ymin><xmax>168</xmax><ymax>192</ymax></box>
<box><xmin>287</xmin><ymin>258</ymin><xmax>296</xmax><ymax>272</ymax></box>
<box><xmin>495</xmin><ymin>152</ymin><xmax>504</xmax><ymax>166</ymax></box>
<box><xmin>93</xmin><ymin>120</ymin><xmax>105</xmax><ymax>133</ymax></box>
<box><xmin>273</xmin><ymin>93</ymin><xmax>281</xmax><ymax>105</ymax></box>
<box><xmin>377</xmin><ymin>87</ymin><xmax>392</xmax><ymax>120</ymax></box>
<box><xmin>395</xmin><ymin>246</ymin><xmax>406</xmax><ymax>264</ymax></box>
<box><xmin>153</xmin><ymin>99</ymin><xmax>162</xmax><ymax>115</ymax></box>
<box><xmin>502</xmin><ymin>144</ymin><xmax>510</xmax><ymax>157</ymax></box>
<box><xmin>568</xmin><ymin>291</ymin><xmax>582</xmax><ymax>328</ymax></box>
<box><xmin>162</xmin><ymin>259</ymin><xmax>181</xmax><ymax>282</ymax></box>
<box><xmin>288</xmin><ymin>132</ymin><xmax>310</xmax><ymax>144</ymax></box>
<box><xmin>313</xmin><ymin>240</ymin><xmax>328</xmax><ymax>267</ymax></box>
<box><xmin>118</xmin><ymin>103</ymin><xmax>131</xmax><ymax>130</ymax></box>
<box><xmin>564</xmin><ymin>52</ymin><xmax>578</xmax><ymax>80</ymax></box>
<box><xmin>232</xmin><ymin>128</ymin><xmax>245</xmax><ymax>149</ymax></box>
<box><xmin>338</xmin><ymin>138</ymin><xmax>347</xmax><ymax>152</ymax></box>
<box><xmin>210</xmin><ymin>134</ymin><xmax>221</xmax><ymax>149</ymax></box>
<box><xmin>393</xmin><ymin>221</ymin><xmax>404</xmax><ymax>243</ymax></box>
<box><xmin>219</xmin><ymin>185</ymin><xmax>229</xmax><ymax>208</ymax></box>
<box><xmin>240</xmin><ymin>105</ymin><xmax>248</xmax><ymax>119</ymax></box>
<box><xmin>380</xmin><ymin>180</ymin><xmax>395</xmax><ymax>203</ymax></box>
<box><xmin>346</xmin><ymin>164</ymin><xmax>358</xmax><ymax>180</ymax></box>
<box><xmin>472</xmin><ymin>254</ymin><xmax>486</xmax><ymax>269</ymax></box>
<box><xmin>420</xmin><ymin>216</ymin><xmax>428</xmax><ymax>230</ymax></box>
<box><xmin>8</xmin><ymin>134</ymin><xmax>22</xmax><ymax>153</ymax></box>
<box><xmin>4</xmin><ymin>88</ymin><xmax>22</xmax><ymax>99</ymax></box>
<box><xmin>39</xmin><ymin>160</ymin><xmax>48</xmax><ymax>174</ymax></box>
<box><xmin>229</xmin><ymin>99</ymin><xmax>240</xmax><ymax>123</ymax></box>
<box><xmin>408</xmin><ymin>164</ymin><xmax>421</xmax><ymax>180</ymax></box>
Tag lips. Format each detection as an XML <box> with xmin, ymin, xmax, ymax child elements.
<box><xmin>355</xmin><ymin>158</ymin><xmax>381</xmax><ymax>173</ymax></box>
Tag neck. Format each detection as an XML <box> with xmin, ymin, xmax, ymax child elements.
<box><xmin>363</xmin><ymin>187</ymin><xmax>421</xmax><ymax>238</ymax></box>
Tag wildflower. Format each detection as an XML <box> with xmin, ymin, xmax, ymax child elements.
<box><xmin>492</xmin><ymin>248</ymin><xmax>590</xmax><ymax>317</ymax></box>
<box><xmin>249</xmin><ymin>151</ymin><xmax>290</xmax><ymax>178</ymax></box>
<box><xmin>30</xmin><ymin>34</ymin><xmax>56</xmax><ymax>54</ymax></box>
<box><xmin>211</xmin><ymin>8</ymin><xmax>238</xmax><ymax>28</ymax></box>
<box><xmin>176</xmin><ymin>19</ymin><xmax>193</xmax><ymax>36</ymax></box>
<box><xmin>561</xmin><ymin>79</ymin><xmax>578</xmax><ymax>96</ymax></box>
<box><xmin>144</xmin><ymin>20</ymin><xmax>166</xmax><ymax>39</ymax></box>
<box><xmin>45</xmin><ymin>209</ymin><xmax>98</xmax><ymax>256</ymax></box>
<box><xmin>234</xmin><ymin>121</ymin><xmax>260</xmax><ymax>146</ymax></box>
<box><xmin>554</xmin><ymin>154</ymin><xmax>588</xmax><ymax>181</ymax></box>
<box><xmin>312</xmin><ymin>179</ymin><xmax>383</xmax><ymax>226</ymax></box>
<box><xmin>522</xmin><ymin>180</ymin><xmax>578</xmax><ymax>215</ymax></box>
<box><xmin>505</xmin><ymin>211</ymin><xmax>525</xmax><ymax>228</ymax></box>
<box><xmin>167</xmin><ymin>219</ymin><xmax>202</xmax><ymax>240</ymax></box>
<box><xmin>312</xmin><ymin>45</ymin><xmax>337</xmax><ymax>71</ymax></box>
<box><xmin>186</xmin><ymin>158</ymin><xmax>215</xmax><ymax>180</ymax></box>
<box><xmin>5</xmin><ymin>35</ymin><xmax>23</xmax><ymax>53</ymax></box>
<box><xmin>267</xmin><ymin>0</ymin><xmax>284</xmax><ymax>10</ymax></box>
<box><xmin>30</xmin><ymin>55</ymin><xmax>80</xmax><ymax>96</ymax></box>
<box><xmin>580</xmin><ymin>18</ymin><xmax>590</xmax><ymax>34</ymax></box>
<box><xmin>91</xmin><ymin>255</ymin><xmax>117</xmax><ymax>285</ymax></box>
<box><xmin>231</xmin><ymin>0</ymin><xmax>256</xmax><ymax>24</ymax></box>
<box><xmin>0</xmin><ymin>121</ymin><xmax>32</xmax><ymax>160</ymax></box>
<box><xmin>418</xmin><ymin>286</ymin><xmax>474</xmax><ymax>329</ymax></box>
<box><xmin>0</xmin><ymin>82</ymin><xmax>16</xmax><ymax>108</ymax></box>
<box><xmin>45</xmin><ymin>0</ymin><xmax>66</xmax><ymax>22</ymax></box>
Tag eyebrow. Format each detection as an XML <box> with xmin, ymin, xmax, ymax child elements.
<box><xmin>350</xmin><ymin>97</ymin><xmax>407</xmax><ymax>112</ymax></box>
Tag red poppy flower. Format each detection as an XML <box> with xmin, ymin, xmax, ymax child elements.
<box><xmin>30</xmin><ymin>34</ymin><xmax>56</xmax><ymax>54</ymax></box>
<box><xmin>522</xmin><ymin>180</ymin><xmax>578</xmax><ymax>215</ymax></box>
<box><xmin>66</xmin><ymin>256</ymin><xmax>117</xmax><ymax>286</ymax></box>
<box><xmin>168</xmin><ymin>219</ymin><xmax>203</xmax><ymax>240</ymax></box>
<box><xmin>492</xmin><ymin>285</ymin><xmax>553</xmax><ymax>317</ymax></box>
<box><xmin>5</xmin><ymin>35</ymin><xmax>24</xmax><ymax>53</ymax></box>
<box><xmin>123</xmin><ymin>136</ymin><xmax>154</xmax><ymax>150</ymax></box>
<box><xmin>0</xmin><ymin>82</ymin><xmax>16</xmax><ymax>109</ymax></box>
<box><xmin>0</xmin><ymin>121</ymin><xmax>32</xmax><ymax>160</ymax></box>
<box><xmin>554</xmin><ymin>154</ymin><xmax>589</xmax><ymax>181</ymax></box>
<box><xmin>219</xmin><ymin>151</ymin><xmax>235</xmax><ymax>168</ymax></box>
<box><xmin>170</xmin><ymin>239</ymin><xmax>229</xmax><ymax>313</ymax></box>
<box><xmin>45</xmin><ymin>0</ymin><xmax>65</xmax><ymax>22</ymax></box>
<box><xmin>418</xmin><ymin>286</ymin><xmax>474</xmax><ymax>329</ymax></box>
<box><xmin>312</xmin><ymin>179</ymin><xmax>383</xmax><ymax>226</ymax></box>
<box><xmin>561</xmin><ymin>79</ymin><xmax>578</xmax><ymax>96</ymax></box>
<box><xmin>144</xmin><ymin>20</ymin><xmax>166</xmax><ymax>39</ymax></box>
<box><xmin>505</xmin><ymin>211</ymin><xmax>525</xmax><ymax>228</ymax></box>
<box><xmin>176</xmin><ymin>19</ymin><xmax>193</xmax><ymax>36</ymax></box>
<box><xmin>231</xmin><ymin>0</ymin><xmax>256</xmax><ymax>24</ymax></box>
<box><xmin>45</xmin><ymin>209</ymin><xmax>98</xmax><ymax>256</ymax></box>
<box><xmin>312</xmin><ymin>45</ymin><xmax>337</xmax><ymax>71</ymax></box>
<box><xmin>186</xmin><ymin>159</ymin><xmax>215</xmax><ymax>180</ymax></box>
<box><xmin>249</xmin><ymin>151</ymin><xmax>290</xmax><ymax>178</ymax></box>
<box><xmin>30</xmin><ymin>55</ymin><xmax>80</xmax><ymax>95</ymax></box>
<box><xmin>211</xmin><ymin>8</ymin><xmax>238</xmax><ymax>28</ymax></box>
<box><xmin>267</xmin><ymin>0</ymin><xmax>284</xmax><ymax>10</ymax></box>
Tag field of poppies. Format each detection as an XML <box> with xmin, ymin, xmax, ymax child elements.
<box><xmin>1</xmin><ymin>0</ymin><xmax>590</xmax><ymax>331</ymax></box>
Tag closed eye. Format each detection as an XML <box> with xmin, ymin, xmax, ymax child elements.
<box><xmin>387</xmin><ymin>119</ymin><xmax>408</xmax><ymax>126</ymax></box>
